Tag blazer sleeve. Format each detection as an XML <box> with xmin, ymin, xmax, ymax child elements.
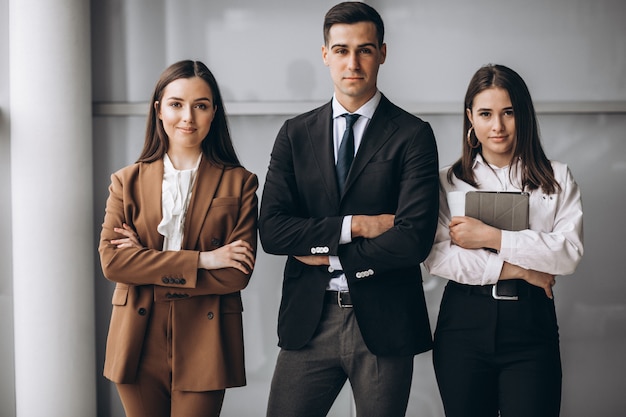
<box><xmin>192</xmin><ymin>171</ymin><xmax>258</xmax><ymax>295</ymax></box>
<box><xmin>259</xmin><ymin>119</ymin><xmax>344</xmax><ymax>256</ymax></box>
<box><xmin>99</xmin><ymin>169</ymin><xmax>200</xmax><ymax>289</ymax></box>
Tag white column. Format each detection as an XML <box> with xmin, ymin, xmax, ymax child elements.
<box><xmin>9</xmin><ymin>0</ymin><xmax>96</xmax><ymax>416</ymax></box>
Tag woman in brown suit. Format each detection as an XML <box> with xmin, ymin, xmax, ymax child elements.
<box><xmin>99</xmin><ymin>60</ymin><xmax>258</xmax><ymax>417</ymax></box>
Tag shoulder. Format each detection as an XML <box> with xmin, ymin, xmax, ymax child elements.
<box><xmin>223</xmin><ymin>165</ymin><xmax>258</xmax><ymax>185</ymax></box>
<box><xmin>549</xmin><ymin>160</ymin><xmax>577</xmax><ymax>186</ymax></box>
<box><xmin>284</xmin><ymin>101</ymin><xmax>331</xmax><ymax>125</ymax></box>
<box><xmin>112</xmin><ymin>161</ymin><xmax>161</xmax><ymax>181</ymax></box>
<box><xmin>437</xmin><ymin>163</ymin><xmax>479</xmax><ymax>193</ymax></box>
<box><xmin>378</xmin><ymin>94</ymin><xmax>429</xmax><ymax>127</ymax></box>
<box><xmin>111</xmin><ymin>162</ymin><xmax>141</xmax><ymax>182</ymax></box>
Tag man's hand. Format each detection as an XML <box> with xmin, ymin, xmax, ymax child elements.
<box><xmin>294</xmin><ymin>255</ymin><xmax>330</xmax><ymax>266</ymax></box>
<box><xmin>351</xmin><ymin>214</ymin><xmax>395</xmax><ymax>239</ymax></box>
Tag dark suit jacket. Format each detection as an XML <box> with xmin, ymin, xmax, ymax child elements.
<box><xmin>259</xmin><ymin>95</ymin><xmax>439</xmax><ymax>356</ymax></box>
<box><xmin>99</xmin><ymin>157</ymin><xmax>258</xmax><ymax>390</ymax></box>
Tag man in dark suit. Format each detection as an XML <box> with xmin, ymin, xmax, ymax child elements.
<box><xmin>259</xmin><ymin>2</ymin><xmax>439</xmax><ymax>416</ymax></box>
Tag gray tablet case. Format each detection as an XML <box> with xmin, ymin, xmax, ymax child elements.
<box><xmin>465</xmin><ymin>191</ymin><xmax>529</xmax><ymax>231</ymax></box>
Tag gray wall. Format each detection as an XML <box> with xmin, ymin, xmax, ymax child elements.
<box><xmin>1</xmin><ymin>0</ymin><xmax>625</xmax><ymax>416</ymax></box>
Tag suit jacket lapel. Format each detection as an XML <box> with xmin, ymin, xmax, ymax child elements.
<box><xmin>345</xmin><ymin>96</ymin><xmax>398</xmax><ymax>194</ymax></box>
<box><xmin>183</xmin><ymin>157</ymin><xmax>224</xmax><ymax>249</ymax></box>
<box><xmin>140</xmin><ymin>160</ymin><xmax>166</xmax><ymax>250</ymax></box>
<box><xmin>305</xmin><ymin>102</ymin><xmax>341</xmax><ymax>204</ymax></box>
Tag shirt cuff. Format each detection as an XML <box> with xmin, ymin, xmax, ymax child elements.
<box><xmin>339</xmin><ymin>216</ymin><xmax>352</xmax><ymax>245</ymax></box>
<box><xmin>481</xmin><ymin>251</ymin><xmax>504</xmax><ymax>285</ymax></box>
<box><xmin>329</xmin><ymin>256</ymin><xmax>343</xmax><ymax>271</ymax></box>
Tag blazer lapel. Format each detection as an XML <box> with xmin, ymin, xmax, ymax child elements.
<box><xmin>305</xmin><ymin>102</ymin><xmax>341</xmax><ymax>204</ymax></box>
<box><xmin>183</xmin><ymin>157</ymin><xmax>224</xmax><ymax>249</ymax></box>
<box><xmin>139</xmin><ymin>160</ymin><xmax>166</xmax><ymax>250</ymax></box>
<box><xmin>344</xmin><ymin>96</ymin><xmax>398</xmax><ymax>194</ymax></box>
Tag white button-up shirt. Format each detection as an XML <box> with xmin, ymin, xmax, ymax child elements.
<box><xmin>327</xmin><ymin>92</ymin><xmax>381</xmax><ymax>291</ymax></box>
<box><xmin>424</xmin><ymin>154</ymin><xmax>584</xmax><ymax>286</ymax></box>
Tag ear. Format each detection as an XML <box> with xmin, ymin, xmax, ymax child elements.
<box><xmin>154</xmin><ymin>101</ymin><xmax>162</xmax><ymax>120</ymax></box>
<box><xmin>379</xmin><ymin>43</ymin><xmax>387</xmax><ymax>64</ymax></box>
<box><xmin>322</xmin><ymin>45</ymin><xmax>329</xmax><ymax>66</ymax></box>
<box><xmin>466</xmin><ymin>107</ymin><xmax>473</xmax><ymax>125</ymax></box>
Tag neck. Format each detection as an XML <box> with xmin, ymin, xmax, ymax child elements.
<box><xmin>336</xmin><ymin>90</ymin><xmax>376</xmax><ymax>113</ymax></box>
<box><xmin>167</xmin><ymin>149</ymin><xmax>201</xmax><ymax>170</ymax></box>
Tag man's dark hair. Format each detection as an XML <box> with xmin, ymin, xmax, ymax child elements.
<box><xmin>323</xmin><ymin>2</ymin><xmax>385</xmax><ymax>47</ymax></box>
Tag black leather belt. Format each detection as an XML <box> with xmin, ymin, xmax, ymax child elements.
<box><xmin>447</xmin><ymin>280</ymin><xmax>522</xmax><ymax>301</ymax></box>
<box><xmin>325</xmin><ymin>291</ymin><xmax>353</xmax><ymax>308</ymax></box>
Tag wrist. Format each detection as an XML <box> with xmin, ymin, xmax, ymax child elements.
<box><xmin>351</xmin><ymin>216</ymin><xmax>362</xmax><ymax>238</ymax></box>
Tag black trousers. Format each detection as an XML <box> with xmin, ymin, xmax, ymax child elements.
<box><xmin>433</xmin><ymin>281</ymin><xmax>562</xmax><ymax>417</ymax></box>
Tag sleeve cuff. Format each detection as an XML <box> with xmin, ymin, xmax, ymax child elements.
<box><xmin>339</xmin><ymin>216</ymin><xmax>353</xmax><ymax>245</ymax></box>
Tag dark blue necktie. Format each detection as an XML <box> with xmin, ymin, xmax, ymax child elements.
<box><xmin>336</xmin><ymin>113</ymin><xmax>360</xmax><ymax>194</ymax></box>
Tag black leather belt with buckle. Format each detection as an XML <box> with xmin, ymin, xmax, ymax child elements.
<box><xmin>448</xmin><ymin>280</ymin><xmax>520</xmax><ymax>301</ymax></box>
<box><xmin>324</xmin><ymin>291</ymin><xmax>353</xmax><ymax>307</ymax></box>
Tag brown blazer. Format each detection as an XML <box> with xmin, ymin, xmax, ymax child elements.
<box><xmin>99</xmin><ymin>157</ymin><xmax>258</xmax><ymax>391</ymax></box>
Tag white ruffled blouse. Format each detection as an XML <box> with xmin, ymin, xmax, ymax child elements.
<box><xmin>157</xmin><ymin>153</ymin><xmax>202</xmax><ymax>251</ymax></box>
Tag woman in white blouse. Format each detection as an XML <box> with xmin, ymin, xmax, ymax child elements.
<box><xmin>99</xmin><ymin>60</ymin><xmax>258</xmax><ymax>417</ymax></box>
<box><xmin>424</xmin><ymin>64</ymin><xmax>583</xmax><ymax>417</ymax></box>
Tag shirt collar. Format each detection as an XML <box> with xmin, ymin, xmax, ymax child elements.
<box><xmin>473</xmin><ymin>153</ymin><xmax>522</xmax><ymax>170</ymax></box>
<box><xmin>331</xmin><ymin>90</ymin><xmax>381</xmax><ymax>120</ymax></box>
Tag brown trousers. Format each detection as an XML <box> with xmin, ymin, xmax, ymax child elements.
<box><xmin>116</xmin><ymin>301</ymin><xmax>226</xmax><ymax>417</ymax></box>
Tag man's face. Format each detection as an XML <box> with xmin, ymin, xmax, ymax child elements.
<box><xmin>322</xmin><ymin>21</ymin><xmax>386</xmax><ymax>111</ymax></box>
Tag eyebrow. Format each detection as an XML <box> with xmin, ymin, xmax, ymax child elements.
<box><xmin>165</xmin><ymin>96</ymin><xmax>212</xmax><ymax>102</ymax></box>
<box><xmin>330</xmin><ymin>42</ymin><xmax>378</xmax><ymax>50</ymax></box>
<box><xmin>475</xmin><ymin>106</ymin><xmax>513</xmax><ymax>112</ymax></box>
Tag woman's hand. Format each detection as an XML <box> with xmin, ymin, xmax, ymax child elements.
<box><xmin>522</xmin><ymin>269</ymin><xmax>556</xmax><ymax>299</ymax></box>
<box><xmin>449</xmin><ymin>216</ymin><xmax>501</xmax><ymax>251</ymax></box>
<box><xmin>500</xmin><ymin>262</ymin><xmax>556</xmax><ymax>299</ymax></box>
<box><xmin>198</xmin><ymin>240</ymin><xmax>255</xmax><ymax>274</ymax></box>
<box><xmin>110</xmin><ymin>223</ymin><xmax>143</xmax><ymax>249</ymax></box>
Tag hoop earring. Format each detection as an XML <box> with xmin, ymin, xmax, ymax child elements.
<box><xmin>467</xmin><ymin>126</ymin><xmax>480</xmax><ymax>149</ymax></box>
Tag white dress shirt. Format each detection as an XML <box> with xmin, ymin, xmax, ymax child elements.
<box><xmin>424</xmin><ymin>153</ymin><xmax>584</xmax><ymax>286</ymax></box>
<box><xmin>157</xmin><ymin>153</ymin><xmax>202</xmax><ymax>251</ymax></box>
<box><xmin>327</xmin><ymin>91</ymin><xmax>381</xmax><ymax>291</ymax></box>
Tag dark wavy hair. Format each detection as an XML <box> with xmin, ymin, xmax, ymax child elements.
<box><xmin>137</xmin><ymin>60</ymin><xmax>240</xmax><ymax>167</ymax></box>
<box><xmin>448</xmin><ymin>64</ymin><xmax>558</xmax><ymax>194</ymax></box>
<box><xmin>323</xmin><ymin>1</ymin><xmax>384</xmax><ymax>47</ymax></box>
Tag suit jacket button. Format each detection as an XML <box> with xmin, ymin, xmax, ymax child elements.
<box><xmin>180</xmin><ymin>278</ymin><xmax>186</xmax><ymax>285</ymax></box>
<box><xmin>138</xmin><ymin>308</ymin><xmax>147</xmax><ymax>316</ymax></box>
<box><xmin>211</xmin><ymin>238</ymin><xmax>222</xmax><ymax>246</ymax></box>
<box><xmin>311</xmin><ymin>248</ymin><xmax>317</xmax><ymax>254</ymax></box>
<box><xmin>207</xmin><ymin>312</ymin><xmax>214</xmax><ymax>320</ymax></box>
<box><xmin>328</xmin><ymin>266</ymin><xmax>334</xmax><ymax>273</ymax></box>
<box><xmin>162</xmin><ymin>277</ymin><xmax>169</xmax><ymax>284</ymax></box>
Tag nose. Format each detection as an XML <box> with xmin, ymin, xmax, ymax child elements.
<box><xmin>182</xmin><ymin>105</ymin><xmax>194</xmax><ymax>122</ymax></box>
<box><xmin>492</xmin><ymin>115</ymin><xmax>504</xmax><ymax>131</ymax></box>
<box><xmin>347</xmin><ymin>51</ymin><xmax>360</xmax><ymax>71</ymax></box>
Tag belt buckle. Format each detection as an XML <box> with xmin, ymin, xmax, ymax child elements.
<box><xmin>491</xmin><ymin>283</ymin><xmax>518</xmax><ymax>301</ymax></box>
<box><xmin>337</xmin><ymin>291</ymin><xmax>353</xmax><ymax>308</ymax></box>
